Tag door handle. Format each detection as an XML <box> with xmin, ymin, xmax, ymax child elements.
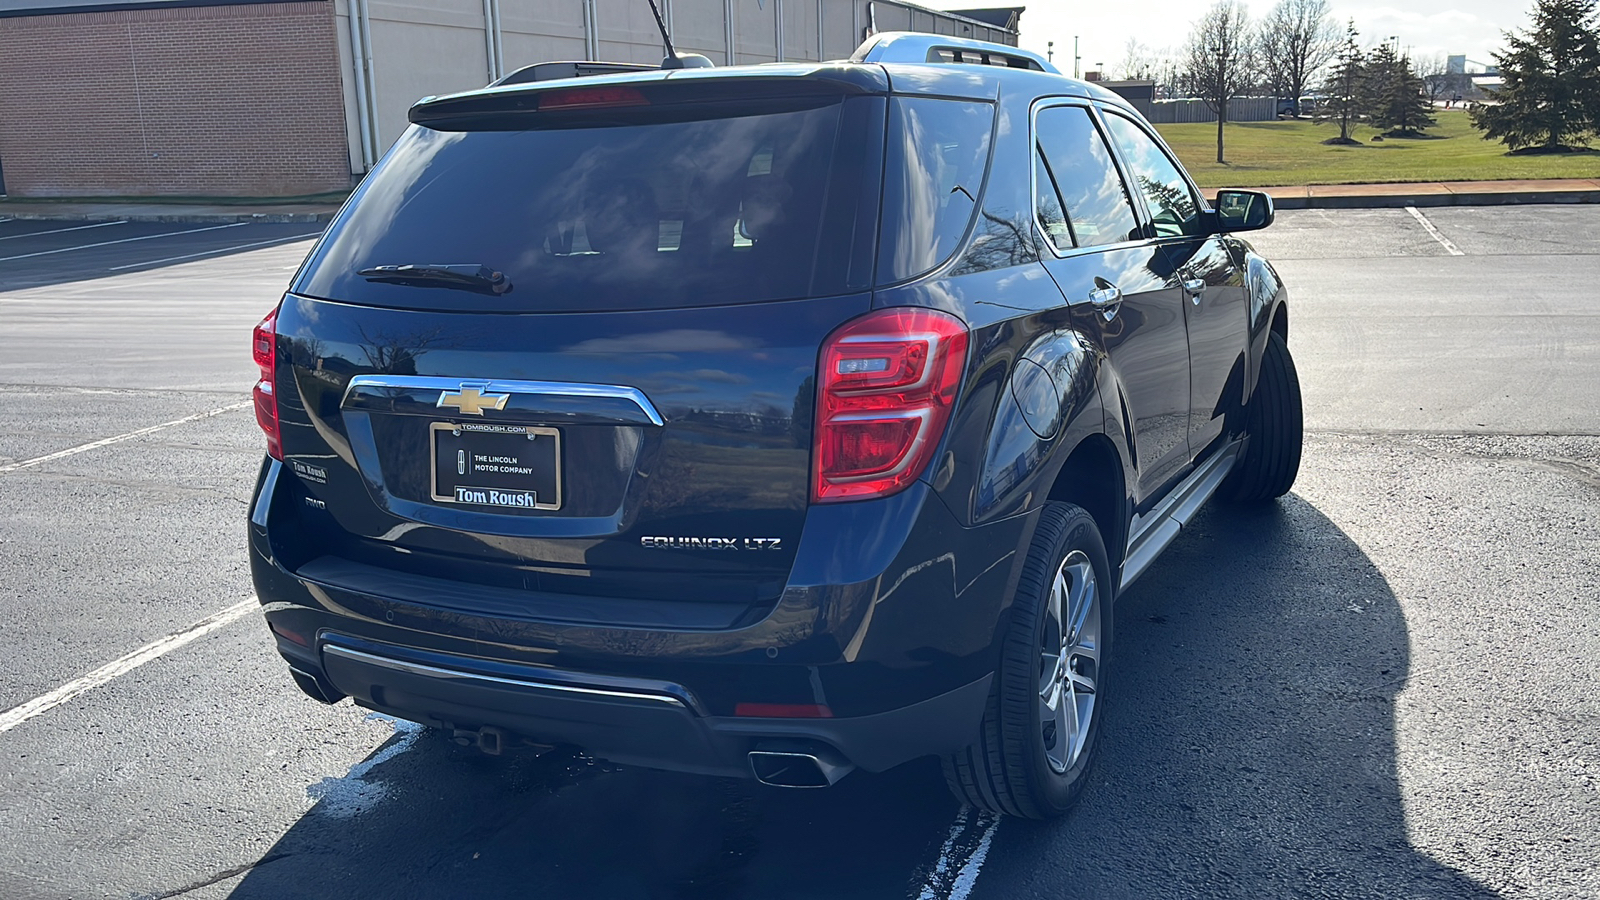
<box><xmin>1088</xmin><ymin>285</ymin><xmax>1123</xmax><ymax>307</ymax></box>
<box><xmin>1183</xmin><ymin>278</ymin><xmax>1206</xmax><ymax>295</ymax></box>
<box><xmin>1083</xmin><ymin>283</ymin><xmax>1123</xmax><ymax>321</ymax></box>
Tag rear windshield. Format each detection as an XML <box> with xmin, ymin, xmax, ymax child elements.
<box><xmin>295</xmin><ymin>96</ymin><xmax>883</xmax><ymax>312</ymax></box>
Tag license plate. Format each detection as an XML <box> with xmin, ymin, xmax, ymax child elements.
<box><xmin>430</xmin><ymin>422</ymin><xmax>561</xmax><ymax>511</ymax></box>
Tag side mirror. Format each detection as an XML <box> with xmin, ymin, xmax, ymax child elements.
<box><xmin>1214</xmin><ymin>190</ymin><xmax>1275</xmax><ymax>232</ymax></box>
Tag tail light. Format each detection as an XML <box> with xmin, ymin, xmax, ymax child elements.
<box><xmin>812</xmin><ymin>308</ymin><xmax>969</xmax><ymax>503</ymax></box>
<box><xmin>252</xmin><ymin>305</ymin><xmax>282</xmax><ymax>460</ymax></box>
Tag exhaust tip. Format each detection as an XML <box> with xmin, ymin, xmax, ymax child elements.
<box><xmin>748</xmin><ymin>745</ymin><xmax>854</xmax><ymax>788</ymax></box>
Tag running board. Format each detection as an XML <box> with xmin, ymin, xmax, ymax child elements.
<box><xmin>1120</xmin><ymin>441</ymin><xmax>1242</xmax><ymax>593</ymax></box>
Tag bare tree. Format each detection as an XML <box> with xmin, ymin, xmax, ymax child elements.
<box><xmin>1115</xmin><ymin>39</ymin><xmax>1159</xmax><ymax>80</ymax></box>
<box><xmin>1412</xmin><ymin>52</ymin><xmax>1451</xmax><ymax>105</ymax></box>
<box><xmin>1153</xmin><ymin>54</ymin><xmax>1185</xmax><ymax>98</ymax></box>
<box><xmin>1258</xmin><ymin>0</ymin><xmax>1339</xmax><ymax>116</ymax></box>
<box><xmin>1185</xmin><ymin>0</ymin><xmax>1257</xmax><ymax>163</ymax></box>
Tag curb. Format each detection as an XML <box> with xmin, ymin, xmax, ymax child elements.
<box><xmin>1267</xmin><ymin>190</ymin><xmax>1600</xmax><ymax>211</ymax></box>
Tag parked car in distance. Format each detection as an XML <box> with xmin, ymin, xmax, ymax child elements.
<box><xmin>248</xmin><ymin>31</ymin><xmax>1302</xmax><ymax>819</ymax></box>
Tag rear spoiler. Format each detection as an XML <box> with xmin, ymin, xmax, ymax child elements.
<box><xmin>410</xmin><ymin>65</ymin><xmax>890</xmax><ymax>130</ymax></box>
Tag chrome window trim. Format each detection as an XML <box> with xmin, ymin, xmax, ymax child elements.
<box><xmin>342</xmin><ymin>375</ymin><xmax>665</xmax><ymax>427</ymax></box>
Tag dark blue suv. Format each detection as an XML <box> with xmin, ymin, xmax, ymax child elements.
<box><xmin>248</xmin><ymin>32</ymin><xmax>1301</xmax><ymax>819</ymax></box>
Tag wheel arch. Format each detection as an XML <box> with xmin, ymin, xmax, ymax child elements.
<box><xmin>1044</xmin><ymin>433</ymin><xmax>1128</xmax><ymax>574</ymax></box>
<box><xmin>1241</xmin><ymin>248</ymin><xmax>1290</xmax><ymax>408</ymax></box>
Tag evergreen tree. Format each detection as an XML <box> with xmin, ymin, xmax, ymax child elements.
<box><xmin>1364</xmin><ymin>44</ymin><xmax>1438</xmax><ymax>134</ymax></box>
<box><xmin>1315</xmin><ymin>20</ymin><xmax>1364</xmax><ymax>144</ymax></box>
<box><xmin>1393</xmin><ymin>56</ymin><xmax>1439</xmax><ymax>133</ymax></box>
<box><xmin>1472</xmin><ymin>0</ymin><xmax>1600</xmax><ymax>150</ymax></box>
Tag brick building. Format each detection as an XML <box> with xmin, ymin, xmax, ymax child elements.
<box><xmin>0</xmin><ymin>0</ymin><xmax>1020</xmax><ymax>199</ymax></box>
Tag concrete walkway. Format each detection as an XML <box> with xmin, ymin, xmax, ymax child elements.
<box><xmin>3</xmin><ymin>178</ymin><xmax>1599</xmax><ymax>222</ymax></box>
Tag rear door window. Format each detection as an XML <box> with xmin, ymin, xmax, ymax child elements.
<box><xmin>294</xmin><ymin>96</ymin><xmax>882</xmax><ymax>312</ymax></box>
<box><xmin>1034</xmin><ymin>105</ymin><xmax>1141</xmax><ymax>250</ymax></box>
<box><xmin>876</xmin><ymin>97</ymin><xmax>995</xmax><ymax>284</ymax></box>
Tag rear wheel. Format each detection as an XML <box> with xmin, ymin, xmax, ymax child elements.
<box><xmin>1223</xmin><ymin>330</ymin><xmax>1303</xmax><ymax>503</ymax></box>
<box><xmin>943</xmin><ymin>502</ymin><xmax>1111</xmax><ymax>819</ymax></box>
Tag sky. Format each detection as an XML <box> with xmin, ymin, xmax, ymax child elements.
<box><xmin>924</xmin><ymin>0</ymin><xmax>1535</xmax><ymax>74</ymax></box>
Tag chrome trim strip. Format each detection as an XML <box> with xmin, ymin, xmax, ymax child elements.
<box><xmin>1121</xmin><ymin>440</ymin><xmax>1242</xmax><ymax>593</ymax></box>
<box><xmin>343</xmin><ymin>375</ymin><xmax>665</xmax><ymax>427</ymax></box>
<box><xmin>323</xmin><ymin>644</ymin><xmax>690</xmax><ymax>709</ymax></box>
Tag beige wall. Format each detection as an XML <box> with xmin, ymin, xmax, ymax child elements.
<box><xmin>498</xmin><ymin>1</ymin><xmax>588</xmax><ymax>70</ymax></box>
<box><xmin>665</xmin><ymin>0</ymin><xmax>728</xmax><ymax>62</ymax></box>
<box><xmin>345</xmin><ymin>0</ymin><xmax>1015</xmax><ymax>161</ymax></box>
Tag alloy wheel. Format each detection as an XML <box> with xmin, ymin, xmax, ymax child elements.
<box><xmin>1038</xmin><ymin>549</ymin><xmax>1100</xmax><ymax>774</ymax></box>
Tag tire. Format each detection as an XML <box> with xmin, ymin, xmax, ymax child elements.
<box><xmin>943</xmin><ymin>502</ymin><xmax>1112</xmax><ymax>819</ymax></box>
<box><xmin>1222</xmin><ymin>330</ymin><xmax>1303</xmax><ymax>503</ymax></box>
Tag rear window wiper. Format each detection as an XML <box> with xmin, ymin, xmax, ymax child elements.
<box><xmin>358</xmin><ymin>264</ymin><xmax>512</xmax><ymax>295</ymax></box>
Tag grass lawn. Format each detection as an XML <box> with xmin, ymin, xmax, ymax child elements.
<box><xmin>1156</xmin><ymin>110</ymin><xmax>1600</xmax><ymax>188</ymax></box>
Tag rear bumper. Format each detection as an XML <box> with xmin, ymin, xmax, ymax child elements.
<box><xmin>305</xmin><ymin>633</ymin><xmax>990</xmax><ymax>778</ymax></box>
<box><xmin>250</xmin><ymin>456</ymin><xmax>1029</xmax><ymax>778</ymax></box>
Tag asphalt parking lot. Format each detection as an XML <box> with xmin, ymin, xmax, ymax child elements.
<box><xmin>0</xmin><ymin>207</ymin><xmax>1597</xmax><ymax>899</ymax></box>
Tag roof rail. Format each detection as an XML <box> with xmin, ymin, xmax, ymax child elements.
<box><xmin>495</xmin><ymin>61</ymin><xmax>657</xmax><ymax>87</ymax></box>
<box><xmin>850</xmin><ymin>31</ymin><xmax>1060</xmax><ymax>75</ymax></box>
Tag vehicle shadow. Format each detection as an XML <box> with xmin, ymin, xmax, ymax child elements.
<box><xmin>225</xmin><ymin>494</ymin><xmax>1497</xmax><ymax>900</ymax></box>
<box><xmin>224</xmin><ymin>711</ymin><xmax>961</xmax><ymax>899</ymax></box>
<box><xmin>970</xmin><ymin>495</ymin><xmax>1499</xmax><ymax>899</ymax></box>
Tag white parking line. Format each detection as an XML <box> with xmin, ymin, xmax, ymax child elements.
<box><xmin>0</xmin><ymin>221</ymin><xmax>247</xmax><ymax>263</ymax></box>
<box><xmin>1406</xmin><ymin>206</ymin><xmax>1465</xmax><ymax>256</ymax></box>
<box><xmin>0</xmin><ymin>401</ymin><xmax>248</xmax><ymax>474</ymax></box>
<box><xmin>306</xmin><ymin>716</ymin><xmax>427</xmax><ymax>817</ymax></box>
<box><xmin>109</xmin><ymin>231</ymin><xmax>323</xmax><ymax>271</ymax></box>
<box><xmin>0</xmin><ymin>220</ymin><xmax>127</xmax><ymax>243</ymax></box>
<box><xmin>916</xmin><ymin>807</ymin><xmax>1001</xmax><ymax>900</ymax></box>
<box><xmin>0</xmin><ymin>599</ymin><xmax>258</xmax><ymax>736</ymax></box>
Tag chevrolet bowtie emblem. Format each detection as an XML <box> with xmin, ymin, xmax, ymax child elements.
<box><xmin>437</xmin><ymin>385</ymin><xmax>510</xmax><ymax>416</ymax></box>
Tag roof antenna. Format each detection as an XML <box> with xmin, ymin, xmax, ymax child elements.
<box><xmin>645</xmin><ymin>0</ymin><xmax>713</xmax><ymax>69</ymax></box>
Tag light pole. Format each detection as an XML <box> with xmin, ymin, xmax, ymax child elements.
<box><xmin>1047</xmin><ymin>40</ymin><xmax>1054</xmax><ymax>63</ymax></box>
<box><xmin>1073</xmin><ymin>35</ymin><xmax>1080</xmax><ymax>79</ymax></box>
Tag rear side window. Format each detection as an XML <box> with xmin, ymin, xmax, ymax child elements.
<box><xmin>877</xmin><ymin>97</ymin><xmax>995</xmax><ymax>284</ymax></box>
<box><xmin>294</xmin><ymin>97</ymin><xmax>882</xmax><ymax>312</ymax></box>
<box><xmin>1102</xmin><ymin>112</ymin><xmax>1203</xmax><ymax>239</ymax></box>
<box><xmin>1034</xmin><ymin>105</ymin><xmax>1140</xmax><ymax>249</ymax></box>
